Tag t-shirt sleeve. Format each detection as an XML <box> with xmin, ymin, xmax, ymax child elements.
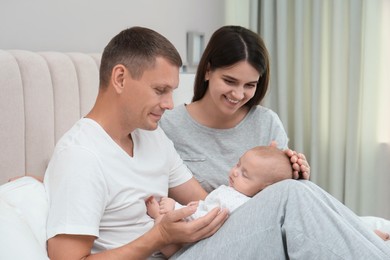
<box><xmin>45</xmin><ymin>146</ymin><xmax>107</xmax><ymax>239</ymax></box>
<box><xmin>268</xmin><ymin>110</ymin><xmax>289</xmax><ymax>150</ymax></box>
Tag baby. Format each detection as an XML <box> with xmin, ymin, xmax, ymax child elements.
<box><xmin>146</xmin><ymin>146</ymin><xmax>292</xmax><ymax>258</ymax></box>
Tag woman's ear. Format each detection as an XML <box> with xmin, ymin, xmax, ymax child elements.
<box><xmin>111</xmin><ymin>64</ymin><xmax>126</xmax><ymax>93</ymax></box>
<box><xmin>205</xmin><ymin>62</ymin><xmax>211</xmax><ymax>81</ymax></box>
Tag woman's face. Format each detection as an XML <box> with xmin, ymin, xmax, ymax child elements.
<box><xmin>204</xmin><ymin>61</ymin><xmax>259</xmax><ymax>116</ymax></box>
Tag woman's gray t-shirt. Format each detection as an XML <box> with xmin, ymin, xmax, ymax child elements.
<box><xmin>160</xmin><ymin>104</ymin><xmax>288</xmax><ymax>192</ymax></box>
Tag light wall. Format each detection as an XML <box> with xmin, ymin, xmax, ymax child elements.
<box><xmin>0</xmin><ymin>0</ymin><xmax>226</xmax><ymax>66</ymax></box>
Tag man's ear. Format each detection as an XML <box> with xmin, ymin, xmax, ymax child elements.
<box><xmin>111</xmin><ymin>64</ymin><xmax>126</xmax><ymax>93</ymax></box>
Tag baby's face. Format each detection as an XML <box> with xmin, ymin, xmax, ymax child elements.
<box><xmin>228</xmin><ymin>149</ymin><xmax>270</xmax><ymax>197</ymax></box>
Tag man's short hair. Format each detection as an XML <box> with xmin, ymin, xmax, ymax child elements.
<box><xmin>99</xmin><ymin>26</ymin><xmax>182</xmax><ymax>88</ymax></box>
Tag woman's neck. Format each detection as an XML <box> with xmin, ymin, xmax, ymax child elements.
<box><xmin>186</xmin><ymin>100</ymin><xmax>250</xmax><ymax>129</ymax></box>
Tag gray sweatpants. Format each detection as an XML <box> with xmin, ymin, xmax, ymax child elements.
<box><xmin>170</xmin><ymin>180</ymin><xmax>390</xmax><ymax>260</ymax></box>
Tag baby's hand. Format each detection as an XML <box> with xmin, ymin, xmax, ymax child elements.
<box><xmin>187</xmin><ymin>201</ymin><xmax>199</xmax><ymax>207</ymax></box>
<box><xmin>159</xmin><ymin>197</ymin><xmax>176</xmax><ymax>214</ymax></box>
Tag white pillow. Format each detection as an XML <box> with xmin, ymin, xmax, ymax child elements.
<box><xmin>0</xmin><ymin>177</ymin><xmax>49</xmax><ymax>259</ymax></box>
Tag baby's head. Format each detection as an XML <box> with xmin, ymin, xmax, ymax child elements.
<box><xmin>228</xmin><ymin>146</ymin><xmax>293</xmax><ymax>197</ymax></box>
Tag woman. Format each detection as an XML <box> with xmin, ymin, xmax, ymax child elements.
<box><xmin>161</xmin><ymin>25</ymin><xmax>309</xmax><ymax>193</ymax></box>
<box><xmin>161</xmin><ymin>26</ymin><xmax>390</xmax><ymax>259</ymax></box>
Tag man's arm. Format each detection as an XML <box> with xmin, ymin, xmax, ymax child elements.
<box><xmin>168</xmin><ymin>177</ymin><xmax>208</xmax><ymax>205</ymax></box>
<box><xmin>47</xmin><ymin>230</ymin><xmax>167</xmax><ymax>260</ymax></box>
<box><xmin>47</xmin><ymin>204</ymin><xmax>228</xmax><ymax>260</ymax></box>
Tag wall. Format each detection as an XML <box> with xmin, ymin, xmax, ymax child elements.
<box><xmin>0</xmin><ymin>0</ymin><xmax>226</xmax><ymax>66</ymax></box>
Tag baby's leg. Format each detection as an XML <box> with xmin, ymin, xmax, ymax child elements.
<box><xmin>146</xmin><ymin>196</ymin><xmax>182</xmax><ymax>258</ymax></box>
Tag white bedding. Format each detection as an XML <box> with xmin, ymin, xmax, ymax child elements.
<box><xmin>0</xmin><ymin>177</ymin><xmax>49</xmax><ymax>259</ymax></box>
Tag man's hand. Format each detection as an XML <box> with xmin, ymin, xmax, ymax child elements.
<box><xmin>156</xmin><ymin>204</ymin><xmax>228</xmax><ymax>245</ymax></box>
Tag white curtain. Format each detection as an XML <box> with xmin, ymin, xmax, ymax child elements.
<box><xmin>259</xmin><ymin>0</ymin><xmax>390</xmax><ymax>218</ymax></box>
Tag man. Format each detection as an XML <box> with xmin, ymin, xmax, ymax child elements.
<box><xmin>44</xmin><ymin>26</ymin><xmax>228</xmax><ymax>259</ymax></box>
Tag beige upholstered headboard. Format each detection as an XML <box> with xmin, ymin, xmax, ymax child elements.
<box><xmin>0</xmin><ymin>50</ymin><xmax>100</xmax><ymax>184</ymax></box>
<box><xmin>0</xmin><ymin>50</ymin><xmax>194</xmax><ymax>185</ymax></box>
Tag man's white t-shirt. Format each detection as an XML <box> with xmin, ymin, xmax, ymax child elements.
<box><xmin>44</xmin><ymin>118</ymin><xmax>192</xmax><ymax>253</ymax></box>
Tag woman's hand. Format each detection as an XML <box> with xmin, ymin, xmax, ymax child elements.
<box><xmin>284</xmin><ymin>149</ymin><xmax>310</xmax><ymax>180</ymax></box>
<box><xmin>269</xmin><ymin>141</ymin><xmax>310</xmax><ymax>180</ymax></box>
